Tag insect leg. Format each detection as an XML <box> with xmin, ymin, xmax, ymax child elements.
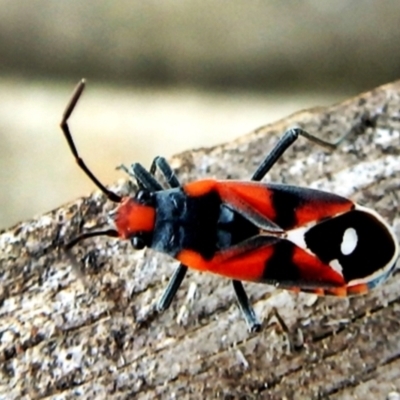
<box><xmin>227</xmin><ymin>132</ymin><xmax>301</xmax><ymax>329</ymax></box>
<box><xmin>232</xmin><ymin>280</ymin><xmax>261</xmax><ymax>332</ymax></box>
<box><xmin>148</xmin><ymin>157</ymin><xmax>189</xmax><ymax>313</ymax></box>
<box><xmin>130</xmin><ymin>163</ymin><xmax>163</xmax><ymax>191</ymax></box>
<box><xmin>297</xmin><ymin>112</ymin><xmax>379</xmax><ymax>150</ymax></box>
<box><xmin>251</xmin><ymin>128</ymin><xmax>300</xmax><ymax>181</ymax></box>
<box><xmin>229</xmin><ymin>129</ymin><xmax>301</xmax><ymax>329</ymax></box>
<box><xmin>150</xmin><ymin>156</ymin><xmax>180</xmax><ymax>188</ymax></box>
<box><xmin>125</xmin><ymin>162</ymin><xmax>188</xmax><ymax>307</ymax></box>
<box><xmin>236</xmin><ymin>120</ymin><xmax>377</xmax><ymax>329</ymax></box>
<box><xmin>120</xmin><ymin>158</ymin><xmax>186</xmax><ymax>312</ymax></box>
<box><xmin>251</xmin><ymin>119</ymin><xmax>378</xmax><ymax>182</ymax></box>
<box><xmin>130</xmin><ymin>156</ymin><xmax>180</xmax><ymax>191</ymax></box>
<box><xmin>157</xmin><ymin>263</ymin><xmax>188</xmax><ymax>312</ymax></box>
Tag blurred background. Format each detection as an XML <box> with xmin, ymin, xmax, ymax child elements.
<box><xmin>1</xmin><ymin>1</ymin><xmax>400</xmax><ymax>229</ymax></box>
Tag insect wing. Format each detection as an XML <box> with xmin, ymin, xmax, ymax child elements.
<box><xmin>177</xmin><ymin>235</ymin><xmax>346</xmax><ymax>287</ymax></box>
<box><xmin>215</xmin><ymin>181</ymin><xmax>354</xmax><ymax>230</ymax></box>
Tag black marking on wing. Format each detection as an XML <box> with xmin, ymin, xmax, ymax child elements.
<box><xmin>304</xmin><ymin>209</ymin><xmax>396</xmax><ymax>282</ymax></box>
<box><xmin>261</xmin><ymin>240</ymin><xmax>301</xmax><ymax>281</ymax></box>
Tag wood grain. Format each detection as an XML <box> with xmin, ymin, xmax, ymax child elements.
<box><xmin>1</xmin><ymin>80</ymin><xmax>400</xmax><ymax>400</ymax></box>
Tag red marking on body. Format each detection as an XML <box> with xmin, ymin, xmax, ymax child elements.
<box><xmin>115</xmin><ymin>197</ymin><xmax>155</xmax><ymax>239</ymax></box>
<box><xmin>346</xmin><ymin>283</ymin><xmax>369</xmax><ymax>295</ymax></box>
<box><xmin>218</xmin><ymin>181</ymin><xmax>277</xmax><ymax>222</ymax></box>
<box><xmin>185</xmin><ymin>180</ymin><xmax>354</xmax><ymax>230</ymax></box>
<box><xmin>184</xmin><ymin>180</ymin><xmax>277</xmax><ymax>222</ymax></box>
<box><xmin>323</xmin><ymin>287</ymin><xmax>348</xmax><ymax>297</ymax></box>
<box><xmin>177</xmin><ymin>245</ymin><xmax>276</xmax><ymax>282</ymax></box>
<box><xmin>183</xmin><ymin>179</ymin><xmax>218</xmax><ymax>197</ymax></box>
<box><xmin>178</xmin><ymin>238</ymin><xmax>346</xmax><ymax>287</ymax></box>
<box><xmin>220</xmin><ymin>183</ymin><xmax>354</xmax><ymax>229</ymax></box>
<box><xmin>291</xmin><ymin>247</ymin><xmax>345</xmax><ymax>285</ymax></box>
<box><xmin>295</xmin><ymin>200</ymin><xmax>353</xmax><ymax>227</ymax></box>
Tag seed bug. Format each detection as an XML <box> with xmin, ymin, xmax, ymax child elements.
<box><xmin>61</xmin><ymin>80</ymin><xmax>399</xmax><ymax>331</ymax></box>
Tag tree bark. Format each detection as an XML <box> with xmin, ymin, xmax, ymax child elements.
<box><xmin>1</xmin><ymin>81</ymin><xmax>400</xmax><ymax>400</ymax></box>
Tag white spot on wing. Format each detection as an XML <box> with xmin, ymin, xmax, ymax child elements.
<box><xmin>285</xmin><ymin>226</ymin><xmax>308</xmax><ymax>249</ymax></box>
<box><xmin>341</xmin><ymin>227</ymin><xmax>357</xmax><ymax>255</ymax></box>
<box><xmin>329</xmin><ymin>259</ymin><xmax>343</xmax><ymax>275</ymax></box>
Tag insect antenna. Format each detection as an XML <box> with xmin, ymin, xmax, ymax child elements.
<box><xmin>65</xmin><ymin>229</ymin><xmax>120</xmax><ymax>250</ymax></box>
<box><xmin>64</xmin><ymin>229</ymin><xmax>120</xmax><ymax>288</ymax></box>
<box><xmin>60</xmin><ymin>81</ymin><xmax>123</xmax><ymax>251</ymax></box>
<box><xmin>60</xmin><ymin>79</ymin><xmax>122</xmax><ymax>203</ymax></box>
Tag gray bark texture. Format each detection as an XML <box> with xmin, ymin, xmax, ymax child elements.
<box><xmin>1</xmin><ymin>80</ymin><xmax>400</xmax><ymax>400</ymax></box>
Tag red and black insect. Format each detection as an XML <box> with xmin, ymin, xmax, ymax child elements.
<box><xmin>61</xmin><ymin>80</ymin><xmax>399</xmax><ymax>331</ymax></box>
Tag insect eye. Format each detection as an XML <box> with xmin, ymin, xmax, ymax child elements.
<box><xmin>136</xmin><ymin>189</ymin><xmax>153</xmax><ymax>205</ymax></box>
<box><xmin>131</xmin><ymin>235</ymin><xmax>146</xmax><ymax>250</ymax></box>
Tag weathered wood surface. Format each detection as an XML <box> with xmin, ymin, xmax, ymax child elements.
<box><xmin>1</xmin><ymin>81</ymin><xmax>400</xmax><ymax>400</ymax></box>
